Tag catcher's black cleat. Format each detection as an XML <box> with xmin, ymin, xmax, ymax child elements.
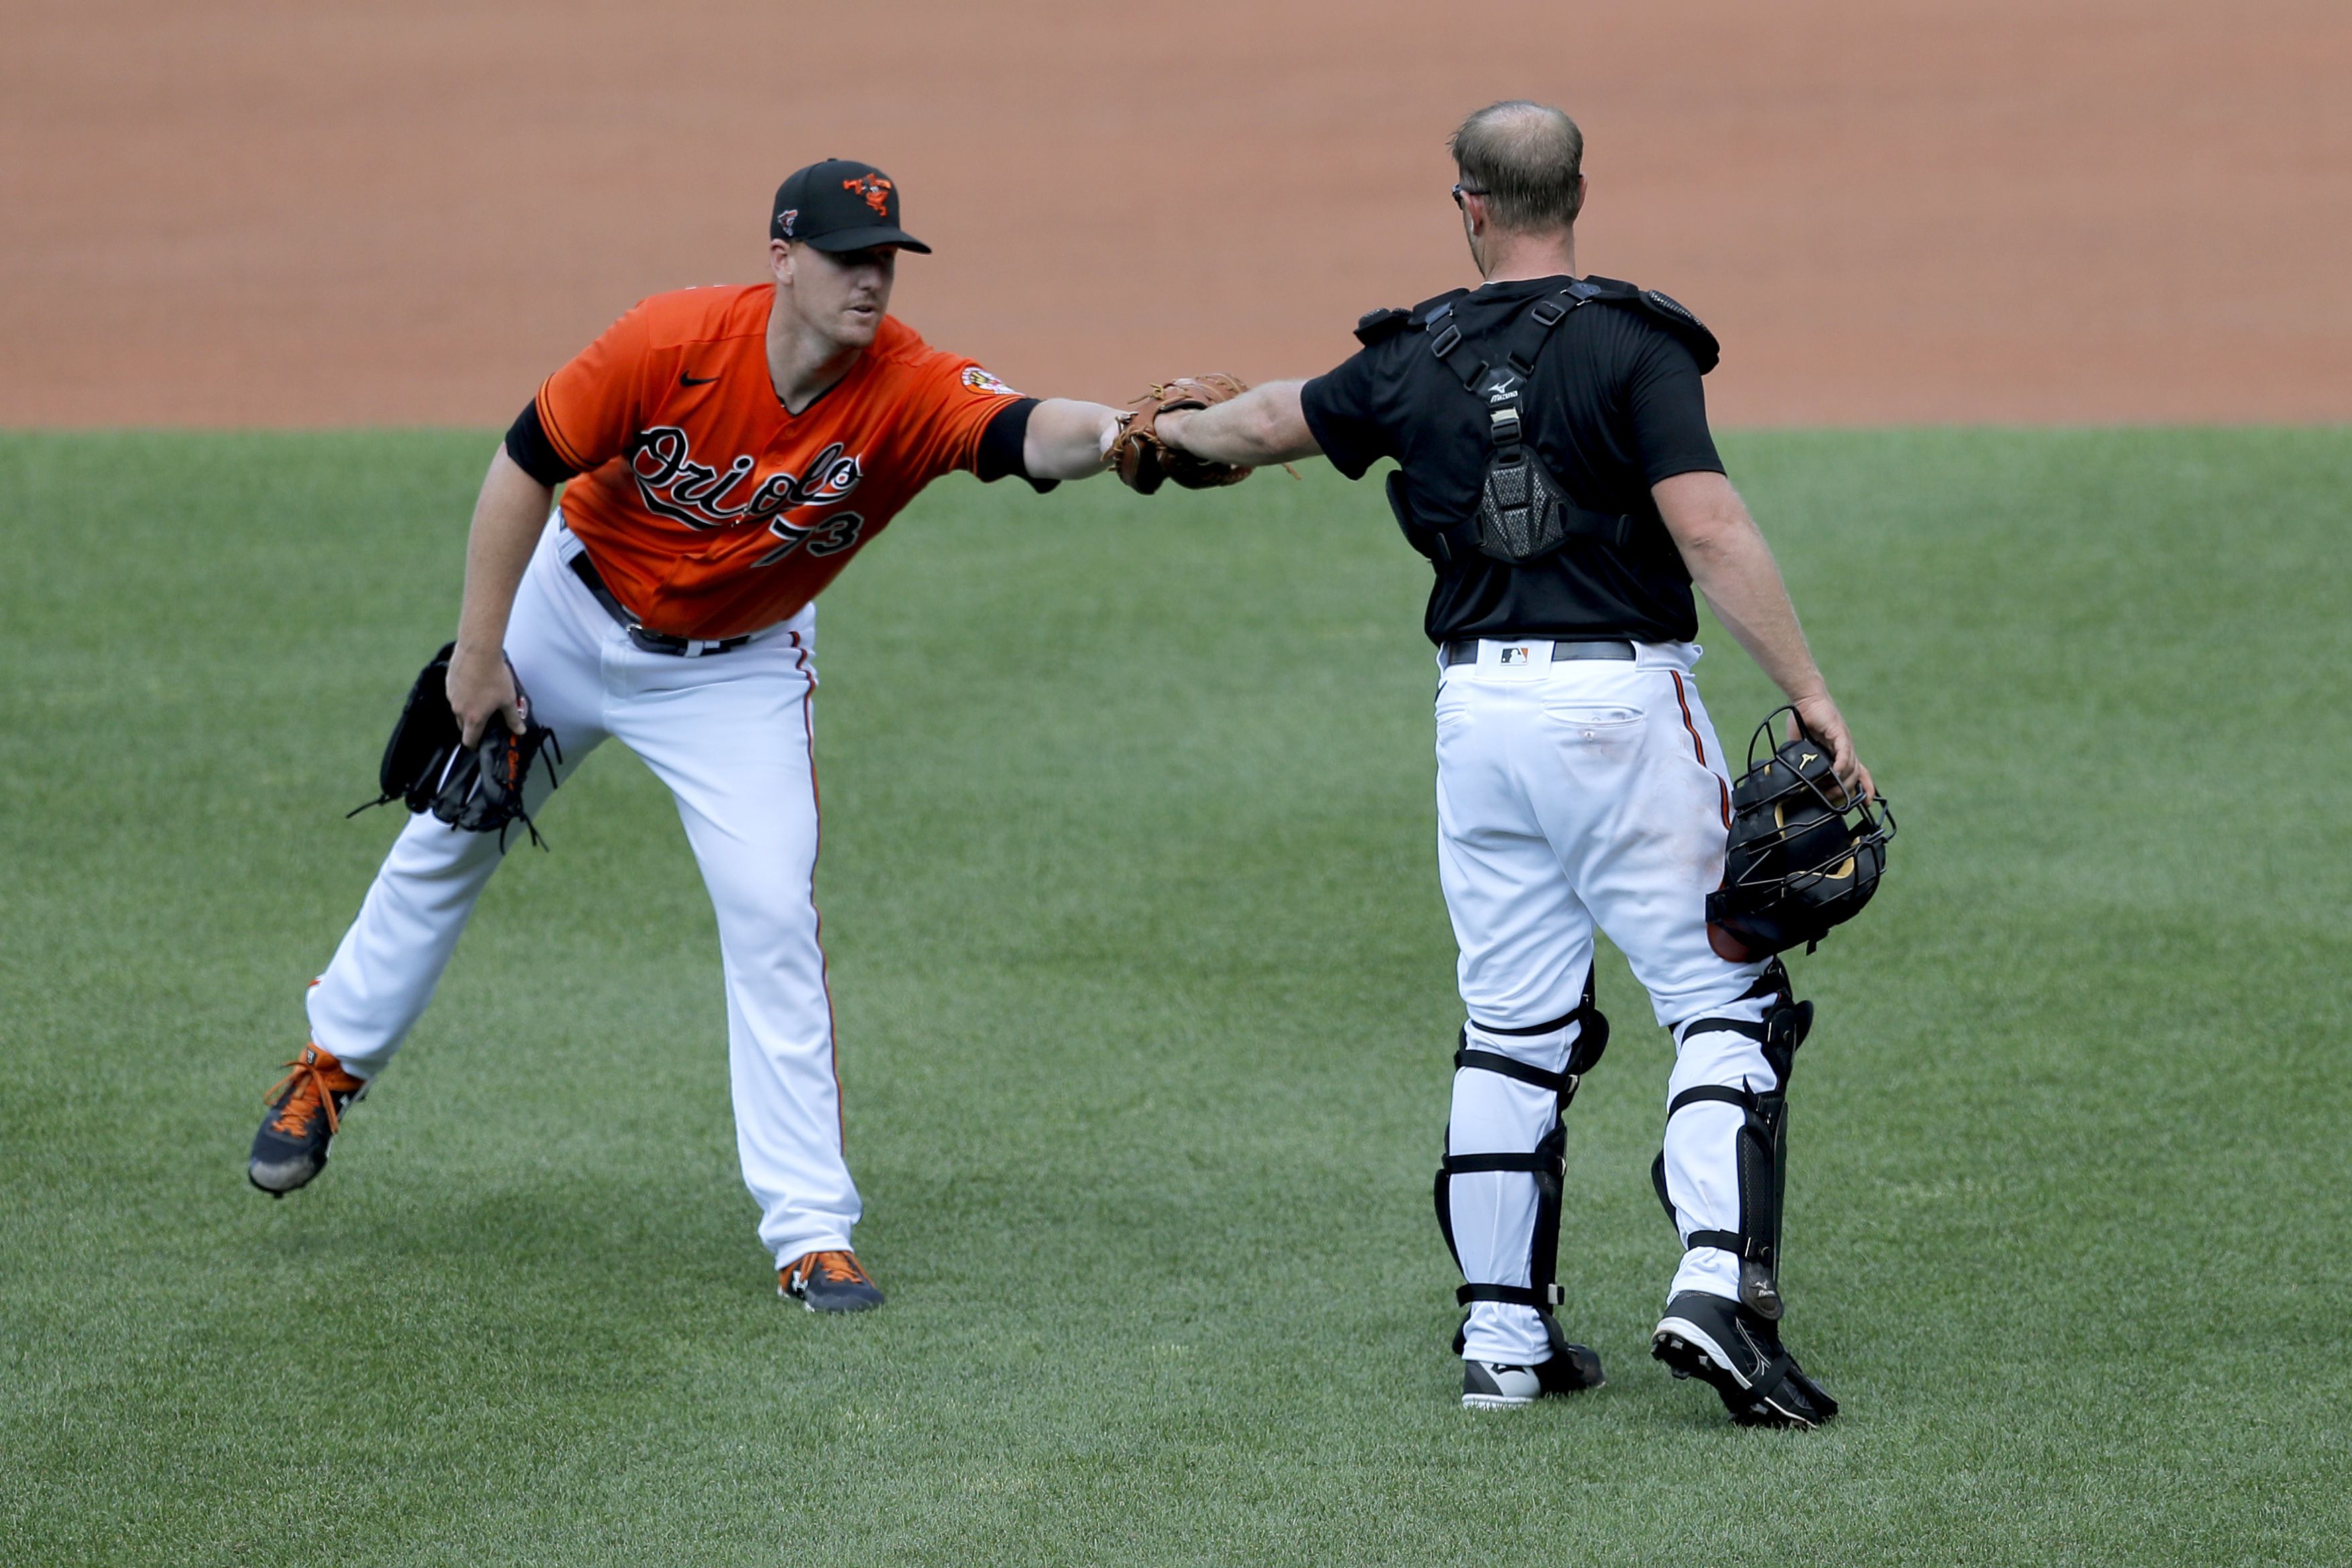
<box><xmin>1652</xmin><ymin>1290</ymin><xmax>1838</xmax><ymax>1429</ymax></box>
<box><xmin>1462</xmin><ymin>1341</ymin><xmax>1606</xmax><ymax>1409</ymax></box>
<box><xmin>247</xmin><ymin>1043</ymin><xmax>368</xmax><ymax>1196</ymax></box>
<box><xmin>779</xmin><ymin>1250</ymin><xmax>886</xmax><ymax>1313</ymax></box>
<box><xmin>1538</xmin><ymin>1339</ymin><xmax>1608</xmax><ymax>1394</ymax></box>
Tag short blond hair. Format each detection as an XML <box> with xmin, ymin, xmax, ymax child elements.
<box><xmin>1450</xmin><ymin>101</ymin><xmax>1585</xmax><ymax>231</ymax></box>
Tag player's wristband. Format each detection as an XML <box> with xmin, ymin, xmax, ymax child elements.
<box><xmin>974</xmin><ymin>398</ymin><xmax>1058</xmax><ymax>494</ymax></box>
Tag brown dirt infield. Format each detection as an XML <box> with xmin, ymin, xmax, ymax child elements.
<box><xmin>4</xmin><ymin>0</ymin><xmax>2345</xmax><ymax>428</ymax></box>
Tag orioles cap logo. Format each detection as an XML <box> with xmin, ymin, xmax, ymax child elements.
<box><xmin>776</xmin><ymin>208</ymin><xmax>799</xmax><ymax>237</ymax></box>
<box><xmin>843</xmin><ymin>174</ymin><xmax>893</xmax><ymax>217</ymax></box>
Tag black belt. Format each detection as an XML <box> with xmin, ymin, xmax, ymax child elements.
<box><xmin>567</xmin><ymin>552</ymin><xmax>754</xmax><ymax>658</ymax></box>
<box><xmin>1441</xmin><ymin>638</ymin><xmax>1635</xmax><ymax>666</ymax></box>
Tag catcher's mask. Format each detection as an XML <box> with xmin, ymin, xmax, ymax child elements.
<box><xmin>1706</xmin><ymin>708</ymin><xmax>1895</xmax><ymax>961</ymax></box>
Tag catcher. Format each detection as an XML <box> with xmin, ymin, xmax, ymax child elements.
<box><xmin>1104</xmin><ymin>101</ymin><xmax>1891</xmax><ymax>1425</ymax></box>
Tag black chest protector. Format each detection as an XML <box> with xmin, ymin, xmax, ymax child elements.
<box><xmin>1360</xmin><ymin>277</ymin><xmax>1720</xmax><ymax>567</ymax></box>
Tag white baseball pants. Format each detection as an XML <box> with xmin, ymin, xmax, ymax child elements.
<box><xmin>307</xmin><ymin>515</ymin><xmax>856</xmax><ymax>1268</ymax></box>
<box><xmin>1431</xmin><ymin>639</ymin><xmax>1779</xmax><ymax>1366</ymax></box>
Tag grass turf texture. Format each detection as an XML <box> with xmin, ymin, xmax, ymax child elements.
<box><xmin>2</xmin><ymin>428</ymin><xmax>2348</xmax><ymax>1566</ymax></box>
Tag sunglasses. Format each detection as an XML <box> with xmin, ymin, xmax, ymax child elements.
<box><xmin>1450</xmin><ymin>182</ymin><xmax>1489</xmax><ymax>209</ymax></box>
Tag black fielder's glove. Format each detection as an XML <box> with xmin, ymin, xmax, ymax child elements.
<box><xmin>349</xmin><ymin>641</ymin><xmax>562</xmax><ymax>849</ymax></box>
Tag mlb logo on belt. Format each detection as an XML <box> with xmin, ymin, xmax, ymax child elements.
<box><xmin>1499</xmin><ymin>645</ymin><xmax>1535</xmax><ymax>666</ymax></box>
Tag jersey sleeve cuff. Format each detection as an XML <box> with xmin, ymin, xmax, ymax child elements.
<box><xmin>1298</xmin><ymin>374</ymin><xmax>1378</xmax><ymax>481</ymax></box>
<box><xmin>505</xmin><ymin>398</ymin><xmax>583</xmax><ymax>487</ymax></box>
<box><xmin>1639</xmin><ymin>456</ymin><xmax>1728</xmax><ymax>487</ymax></box>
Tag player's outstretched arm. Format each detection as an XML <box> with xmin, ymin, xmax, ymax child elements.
<box><xmin>447</xmin><ymin>446</ymin><xmax>553</xmax><ymax>745</ymax></box>
<box><xmin>1157</xmin><ymin>381</ymin><xmax>1324</xmax><ymax>467</ymax></box>
<box><xmin>1653</xmin><ymin>469</ymin><xmax>1873</xmax><ymax>799</ymax></box>
<box><xmin>1022</xmin><ymin>398</ymin><xmax>1127</xmax><ymax>481</ymax></box>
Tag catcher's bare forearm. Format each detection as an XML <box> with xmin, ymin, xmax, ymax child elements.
<box><xmin>1022</xmin><ymin>398</ymin><xmax>1125</xmax><ymax>481</ymax></box>
<box><xmin>1654</xmin><ymin>470</ymin><xmax>1873</xmax><ymax>796</ymax></box>
<box><xmin>1659</xmin><ymin>473</ymin><xmax>1822</xmax><ymax>701</ymax></box>
<box><xmin>1159</xmin><ymin>381</ymin><xmax>1322</xmax><ymax>467</ymax></box>
<box><xmin>449</xmin><ymin>447</ymin><xmax>552</xmax><ymax>743</ymax></box>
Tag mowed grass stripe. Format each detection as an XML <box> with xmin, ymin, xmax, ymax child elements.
<box><xmin>0</xmin><ymin>429</ymin><xmax>2346</xmax><ymax>1567</ymax></box>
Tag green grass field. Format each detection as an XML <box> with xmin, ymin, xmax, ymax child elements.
<box><xmin>3</xmin><ymin>428</ymin><xmax>2348</xmax><ymax>1566</ymax></box>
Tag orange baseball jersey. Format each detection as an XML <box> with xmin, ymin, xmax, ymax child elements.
<box><xmin>532</xmin><ymin>284</ymin><xmax>1028</xmax><ymax>639</ymax></box>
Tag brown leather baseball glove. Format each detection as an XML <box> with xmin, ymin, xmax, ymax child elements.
<box><xmin>1108</xmin><ymin>375</ymin><xmax>1255</xmax><ymax>494</ymax></box>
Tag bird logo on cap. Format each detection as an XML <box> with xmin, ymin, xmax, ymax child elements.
<box><xmin>843</xmin><ymin>174</ymin><xmax>893</xmax><ymax>217</ymax></box>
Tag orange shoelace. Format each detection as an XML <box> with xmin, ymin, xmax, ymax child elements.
<box><xmin>262</xmin><ymin>1046</ymin><xmax>363</xmax><ymax>1138</ymax></box>
<box><xmin>792</xmin><ymin>1250</ymin><xmax>871</xmax><ymax>1287</ymax></box>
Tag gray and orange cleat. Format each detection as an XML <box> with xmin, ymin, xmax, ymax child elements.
<box><xmin>247</xmin><ymin>1043</ymin><xmax>369</xmax><ymax>1196</ymax></box>
<box><xmin>779</xmin><ymin>1250</ymin><xmax>886</xmax><ymax>1313</ymax></box>
<box><xmin>1652</xmin><ymin>1290</ymin><xmax>1838</xmax><ymax>1429</ymax></box>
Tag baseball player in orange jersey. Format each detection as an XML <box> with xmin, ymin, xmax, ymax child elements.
<box><xmin>249</xmin><ymin>160</ymin><xmax>1152</xmax><ymax>1311</ymax></box>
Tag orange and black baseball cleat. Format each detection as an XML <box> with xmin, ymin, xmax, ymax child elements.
<box><xmin>779</xmin><ymin>1249</ymin><xmax>886</xmax><ymax>1313</ymax></box>
<box><xmin>247</xmin><ymin>1043</ymin><xmax>369</xmax><ymax>1196</ymax></box>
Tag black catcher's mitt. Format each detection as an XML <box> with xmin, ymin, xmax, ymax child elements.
<box><xmin>349</xmin><ymin>642</ymin><xmax>562</xmax><ymax>849</ymax></box>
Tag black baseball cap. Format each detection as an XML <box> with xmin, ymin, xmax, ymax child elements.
<box><xmin>770</xmin><ymin>159</ymin><xmax>931</xmax><ymax>253</ymax></box>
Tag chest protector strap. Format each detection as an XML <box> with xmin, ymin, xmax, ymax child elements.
<box><xmin>1414</xmin><ymin>284</ymin><xmax>1642</xmax><ymax>566</ymax></box>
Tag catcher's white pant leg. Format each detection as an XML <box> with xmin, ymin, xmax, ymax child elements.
<box><xmin>1434</xmin><ymin>666</ymin><xmax>1597</xmax><ymax>1368</ymax></box>
<box><xmin>1435</xmin><ymin>642</ymin><xmax>1773</xmax><ymax>1362</ymax></box>
<box><xmin>307</xmin><ymin>521</ymin><xmax>610</xmax><ymax>1075</ymax></box>
<box><xmin>597</xmin><ymin>599</ymin><xmax>854</xmax><ymax>1267</ymax></box>
<box><xmin>1529</xmin><ymin>654</ymin><xmax>1785</xmax><ymax>1305</ymax></box>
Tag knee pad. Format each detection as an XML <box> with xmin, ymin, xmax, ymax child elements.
<box><xmin>1649</xmin><ymin>961</ymin><xmax>1813</xmax><ymax>1321</ymax></box>
<box><xmin>1435</xmin><ymin>971</ymin><xmax>1610</xmax><ymax>1348</ymax></box>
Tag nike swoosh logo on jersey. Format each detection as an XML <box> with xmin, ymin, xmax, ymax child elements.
<box><xmin>681</xmin><ymin>373</ymin><xmax>719</xmax><ymax>386</ymax></box>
